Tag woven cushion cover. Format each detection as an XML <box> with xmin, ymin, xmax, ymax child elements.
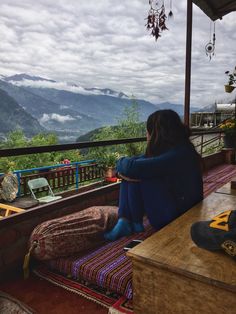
<box><xmin>203</xmin><ymin>164</ymin><xmax>236</xmax><ymax>197</ymax></box>
<box><xmin>30</xmin><ymin>206</ymin><xmax>118</xmax><ymax>260</ymax></box>
<box><xmin>47</xmin><ymin>221</ymin><xmax>154</xmax><ymax>299</ymax></box>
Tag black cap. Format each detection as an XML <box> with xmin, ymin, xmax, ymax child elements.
<box><xmin>191</xmin><ymin>210</ymin><xmax>236</xmax><ymax>259</ymax></box>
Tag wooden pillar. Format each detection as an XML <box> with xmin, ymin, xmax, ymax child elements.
<box><xmin>222</xmin><ymin>148</ymin><xmax>236</xmax><ymax>164</ymax></box>
<box><xmin>184</xmin><ymin>0</ymin><xmax>193</xmax><ymax>126</ymax></box>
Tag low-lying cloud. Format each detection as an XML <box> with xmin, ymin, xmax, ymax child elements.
<box><xmin>40</xmin><ymin>113</ymin><xmax>75</xmax><ymax>124</ymax></box>
<box><xmin>8</xmin><ymin>78</ymin><xmax>125</xmax><ymax>97</ymax></box>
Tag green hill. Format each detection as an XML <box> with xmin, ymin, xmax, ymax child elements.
<box><xmin>76</xmin><ymin>122</ymin><xmax>146</xmax><ymax>142</ymax></box>
<box><xmin>0</xmin><ymin>89</ymin><xmax>45</xmax><ymax>138</ymax></box>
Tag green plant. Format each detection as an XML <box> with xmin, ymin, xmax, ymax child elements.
<box><xmin>0</xmin><ymin>130</ymin><xmax>83</xmax><ymax>171</ymax></box>
<box><xmin>96</xmin><ymin>152</ymin><xmax>121</xmax><ymax>170</ymax></box>
<box><xmin>202</xmin><ymin>142</ymin><xmax>224</xmax><ymax>156</ymax></box>
<box><xmin>88</xmin><ymin>98</ymin><xmax>146</xmax><ymax>166</ymax></box>
<box><xmin>0</xmin><ymin>158</ymin><xmax>16</xmax><ymax>174</ymax></box>
<box><xmin>225</xmin><ymin>66</ymin><xmax>236</xmax><ymax>86</ymax></box>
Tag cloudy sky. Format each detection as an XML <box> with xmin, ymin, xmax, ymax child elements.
<box><xmin>0</xmin><ymin>0</ymin><xmax>235</xmax><ymax>108</ymax></box>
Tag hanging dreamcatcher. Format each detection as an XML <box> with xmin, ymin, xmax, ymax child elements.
<box><xmin>146</xmin><ymin>0</ymin><xmax>173</xmax><ymax>41</ymax></box>
<box><xmin>205</xmin><ymin>21</ymin><xmax>216</xmax><ymax>60</ymax></box>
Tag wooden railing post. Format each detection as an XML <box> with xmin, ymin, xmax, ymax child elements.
<box><xmin>76</xmin><ymin>163</ymin><xmax>79</xmax><ymax>190</ymax></box>
<box><xmin>200</xmin><ymin>134</ymin><xmax>203</xmax><ymax>156</ymax></box>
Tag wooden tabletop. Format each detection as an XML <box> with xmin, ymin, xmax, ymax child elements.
<box><xmin>127</xmin><ymin>192</ymin><xmax>236</xmax><ymax>292</ymax></box>
<box><xmin>2</xmin><ymin>197</ymin><xmax>39</xmax><ymax>209</ymax></box>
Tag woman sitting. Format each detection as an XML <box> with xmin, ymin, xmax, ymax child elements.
<box><xmin>105</xmin><ymin>109</ymin><xmax>203</xmax><ymax>241</ymax></box>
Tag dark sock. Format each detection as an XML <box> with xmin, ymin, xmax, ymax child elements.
<box><xmin>132</xmin><ymin>222</ymin><xmax>145</xmax><ymax>233</ymax></box>
<box><xmin>104</xmin><ymin>218</ymin><xmax>132</xmax><ymax>241</ymax></box>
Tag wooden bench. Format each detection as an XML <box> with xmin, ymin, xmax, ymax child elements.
<box><xmin>0</xmin><ymin>203</ymin><xmax>24</xmax><ymax>219</ymax></box>
<box><xmin>127</xmin><ymin>192</ymin><xmax>236</xmax><ymax>314</ymax></box>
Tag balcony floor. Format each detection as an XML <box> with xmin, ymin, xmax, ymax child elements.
<box><xmin>0</xmin><ymin>273</ymin><xmax>107</xmax><ymax>314</ymax></box>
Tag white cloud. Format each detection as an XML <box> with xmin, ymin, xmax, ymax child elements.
<box><xmin>39</xmin><ymin>114</ymin><xmax>50</xmax><ymax>123</ymax></box>
<box><xmin>0</xmin><ymin>0</ymin><xmax>235</xmax><ymax>108</ymax></box>
<box><xmin>8</xmin><ymin>78</ymin><xmax>124</xmax><ymax>97</ymax></box>
<box><xmin>10</xmin><ymin>79</ymin><xmax>88</xmax><ymax>94</ymax></box>
<box><xmin>59</xmin><ymin>104</ymin><xmax>69</xmax><ymax>110</ymax></box>
<box><xmin>40</xmin><ymin>113</ymin><xmax>75</xmax><ymax>123</ymax></box>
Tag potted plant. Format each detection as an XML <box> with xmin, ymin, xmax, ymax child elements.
<box><xmin>219</xmin><ymin>118</ymin><xmax>236</xmax><ymax>148</ymax></box>
<box><xmin>98</xmin><ymin>152</ymin><xmax>120</xmax><ymax>179</ymax></box>
<box><xmin>225</xmin><ymin>66</ymin><xmax>236</xmax><ymax>93</ymax></box>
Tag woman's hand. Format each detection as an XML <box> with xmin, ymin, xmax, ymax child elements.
<box><xmin>117</xmin><ymin>172</ymin><xmax>140</xmax><ymax>182</ymax></box>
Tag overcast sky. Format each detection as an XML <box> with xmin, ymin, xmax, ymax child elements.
<box><xmin>0</xmin><ymin>0</ymin><xmax>235</xmax><ymax>108</ymax></box>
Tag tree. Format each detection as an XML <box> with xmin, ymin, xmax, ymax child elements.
<box><xmin>0</xmin><ymin>131</ymin><xmax>81</xmax><ymax>173</ymax></box>
<box><xmin>88</xmin><ymin>99</ymin><xmax>146</xmax><ymax>168</ymax></box>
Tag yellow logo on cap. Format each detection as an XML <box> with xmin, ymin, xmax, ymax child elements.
<box><xmin>209</xmin><ymin>210</ymin><xmax>231</xmax><ymax>231</ymax></box>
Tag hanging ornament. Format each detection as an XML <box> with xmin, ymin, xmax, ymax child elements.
<box><xmin>168</xmin><ymin>0</ymin><xmax>173</xmax><ymax>19</ymax></box>
<box><xmin>146</xmin><ymin>0</ymin><xmax>168</xmax><ymax>41</ymax></box>
<box><xmin>205</xmin><ymin>22</ymin><xmax>216</xmax><ymax>60</ymax></box>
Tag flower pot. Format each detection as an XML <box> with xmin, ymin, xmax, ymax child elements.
<box><xmin>224</xmin><ymin>85</ymin><xmax>235</xmax><ymax>93</ymax></box>
<box><xmin>104</xmin><ymin>167</ymin><xmax>116</xmax><ymax>178</ymax></box>
<box><xmin>223</xmin><ymin>134</ymin><xmax>236</xmax><ymax>148</ymax></box>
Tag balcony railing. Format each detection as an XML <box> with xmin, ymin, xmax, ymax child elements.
<box><xmin>0</xmin><ymin>130</ymin><xmax>224</xmax><ymax>158</ymax></box>
<box><xmin>0</xmin><ymin>129</ymin><xmax>225</xmax><ymax>198</ymax></box>
<box><xmin>12</xmin><ymin>161</ymin><xmax>104</xmax><ymax>197</ymax></box>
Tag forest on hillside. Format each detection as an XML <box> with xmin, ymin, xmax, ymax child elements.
<box><xmin>0</xmin><ymin>105</ymin><xmax>146</xmax><ymax>174</ymax></box>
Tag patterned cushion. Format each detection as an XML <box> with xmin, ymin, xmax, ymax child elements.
<box><xmin>203</xmin><ymin>164</ymin><xmax>236</xmax><ymax>183</ymax></box>
<box><xmin>47</xmin><ymin>221</ymin><xmax>154</xmax><ymax>299</ymax></box>
<box><xmin>29</xmin><ymin>206</ymin><xmax>118</xmax><ymax>260</ymax></box>
<box><xmin>203</xmin><ymin>164</ymin><xmax>236</xmax><ymax>197</ymax></box>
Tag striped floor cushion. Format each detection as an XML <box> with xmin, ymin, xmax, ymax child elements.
<box><xmin>45</xmin><ymin>163</ymin><xmax>236</xmax><ymax>299</ymax></box>
<box><xmin>203</xmin><ymin>164</ymin><xmax>236</xmax><ymax>197</ymax></box>
<box><xmin>47</xmin><ymin>221</ymin><xmax>154</xmax><ymax>299</ymax></box>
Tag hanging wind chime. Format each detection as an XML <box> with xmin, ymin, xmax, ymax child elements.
<box><xmin>146</xmin><ymin>0</ymin><xmax>173</xmax><ymax>41</ymax></box>
<box><xmin>205</xmin><ymin>21</ymin><xmax>216</xmax><ymax>60</ymax></box>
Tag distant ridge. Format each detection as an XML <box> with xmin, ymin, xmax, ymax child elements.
<box><xmin>4</xmin><ymin>73</ymin><xmax>56</xmax><ymax>83</ymax></box>
<box><xmin>0</xmin><ymin>73</ymin><xmax>201</xmax><ymax>141</ymax></box>
<box><xmin>0</xmin><ymin>89</ymin><xmax>45</xmax><ymax>137</ymax></box>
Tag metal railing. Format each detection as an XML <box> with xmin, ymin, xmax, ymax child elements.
<box><xmin>0</xmin><ymin>130</ymin><xmax>227</xmax><ymax>197</ymax></box>
<box><xmin>0</xmin><ymin>138</ymin><xmax>146</xmax><ymax>157</ymax></box>
<box><xmin>12</xmin><ymin>160</ymin><xmax>104</xmax><ymax>197</ymax></box>
<box><xmin>190</xmin><ymin>114</ymin><xmax>235</xmax><ymax>155</ymax></box>
<box><xmin>0</xmin><ymin>131</ymin><xmax>224</xmax><ymax>159</ymax></box>
<box><xmin>191</xmin><ymin>129</ymin><xmax>224</xmax><ymax>156</ymax></box>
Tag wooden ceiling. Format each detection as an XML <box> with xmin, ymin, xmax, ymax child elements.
<box><xmin>193</xmin><ymin>0</ymin><xmax>236</xmax><ymax>20</ymax></box>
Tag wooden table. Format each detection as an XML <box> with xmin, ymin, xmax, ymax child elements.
<box><xmin>2</xmin><ymin>197</ymin><xmax>39</xmax><ymax>209</ymax></box>
<box><xmin>127</xmin><ymin>193</ymin><xmax>236</xmax><ymax>314</ymax></box>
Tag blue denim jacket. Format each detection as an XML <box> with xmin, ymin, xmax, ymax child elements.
<box><xmin>116</xmin><ymin>143</ymin><xmax>203</xmax><ymax>212</ymax></box>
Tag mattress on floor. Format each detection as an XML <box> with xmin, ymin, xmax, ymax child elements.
<box><xmin>46</xmin><ymin>221</ymin><xmax>154</xmax><ymax>299</ymax></box>
<box><xmin>203</xmin><ymin>164</ymin><xmax>236</xmax><ymax>197</ymax></box>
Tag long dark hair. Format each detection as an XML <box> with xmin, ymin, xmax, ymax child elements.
<box><xmin>145</xmin><ymin>109</ymin><xmax>194</xmax><ymax>157</ymax></box>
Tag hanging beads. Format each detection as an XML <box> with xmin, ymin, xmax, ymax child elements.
<box><xmin>205</xmin><ymin>21</ymin><xmax>216</xmax><ymax>60</ymax></box>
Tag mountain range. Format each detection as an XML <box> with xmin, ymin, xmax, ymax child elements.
<box><xmin>0</xmin><ymin>89</ymin><xmax>44</xmax><ymax>140</ymax></box>
<box><xmin>0</xmin><ymin>73</ymin><xmax>201</xmax><ymax>142</ymax></box>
